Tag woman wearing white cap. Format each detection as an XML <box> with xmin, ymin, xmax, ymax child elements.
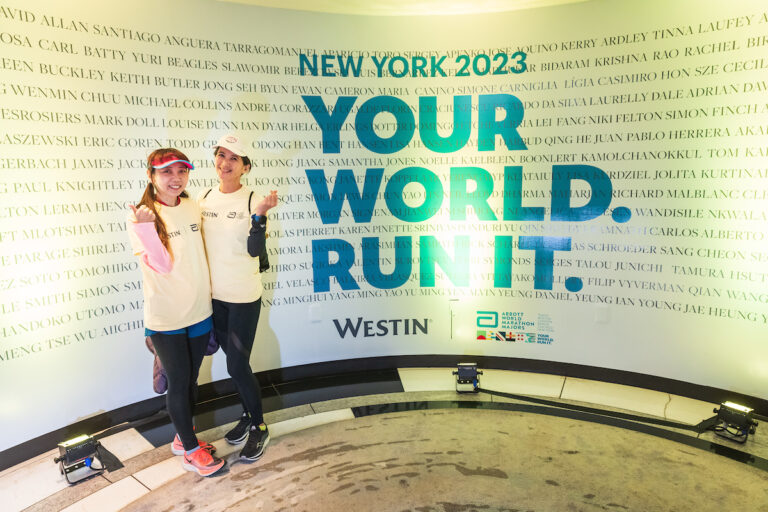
<box><xmin>127</xmin><ymin>148</ymin><xmax>225</xmax><ymax>477</ymax></box>
<box><xmin>198</xmin><ymin>134</ymin><xmax>278</xmax><ymax>461</ymax></box>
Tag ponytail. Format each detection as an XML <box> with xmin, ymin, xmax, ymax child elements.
<box><xmin>136</xmin><ymin>182</ymin><xmax>175</xmax><ymax>260</ymax></box>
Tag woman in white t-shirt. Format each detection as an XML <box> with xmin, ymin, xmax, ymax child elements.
<box><xmin>127</xmin><ymin>148</ymin><xmax>225</xmax><ymax>477</ymax></box>
<box><xmin>198</xmin><ymin>134</ymin><xmax>278</xmax><ymax>462</ymax></box>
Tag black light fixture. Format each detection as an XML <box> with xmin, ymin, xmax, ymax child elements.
<box><xmin>54</xmin><ymin>434</ymin><xmax>105</xmax><ymax>484</ymax></box>
<box><xmin>453</xmin><ymin>363</ymin><xmax>482</xmax><ymax>393</ymax></box>
<box><xmin>712</xmin><ymin>401</ymin><xmax>759</xmax><ymax>443</ymax></box>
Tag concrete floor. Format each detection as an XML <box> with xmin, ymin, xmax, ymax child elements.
<box><xmin>123</xmin><ymin>408</ymin><xmax>768</xmax><ymax>512</ymax></box>
<box><xmin>8</xmin><ymin>370</ymin><xmax>768</xmax><ymax>511</ymax></box>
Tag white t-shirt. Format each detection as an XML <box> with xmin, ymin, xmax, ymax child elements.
<box><xmin>198</xmin><ymin>186</ymin><xmax>263</xmax><ymax>303</ymax></box>
<box><xmin>127</xmin><ymin>198</ymin><xmax>212</xmax><ymax>331</ymax></box>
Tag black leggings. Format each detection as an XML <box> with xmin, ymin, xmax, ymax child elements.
<box><xmin>150</xmin><ymin>331</ymin><xmax>208</xmax><ymax>451</ymax></box>
<box><xmin>212</xmin><ymin>298</ymin><xmax>264</xmax><ymax>425</ymax></box>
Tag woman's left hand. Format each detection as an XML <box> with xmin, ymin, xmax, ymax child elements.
<box><xmin>253</xmin><ymin>190</ymin><xmax>278</xmax><ymax>216</ymax></box>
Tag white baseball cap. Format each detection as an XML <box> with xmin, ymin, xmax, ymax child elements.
<box><xmin>215</xmin><ymin>134</ymin><xmax>248</xmax><ymax>157</ymax></box>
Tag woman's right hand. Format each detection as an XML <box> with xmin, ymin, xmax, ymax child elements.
<box><xmin>130</xmin><ymin>204</ymin><xmax>156</xmax><ymax>223</ymax></box>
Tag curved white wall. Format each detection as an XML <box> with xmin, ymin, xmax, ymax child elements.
<box><xmin>1</xmin><ymin>0</ymin><xmax>767</xmax><ymax>451</ymax></box>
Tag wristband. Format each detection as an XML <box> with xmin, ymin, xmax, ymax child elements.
<box><xmin>251</xmin><ymin>214</ymin><xmax>267</xmax><ymax>226</ymax></box>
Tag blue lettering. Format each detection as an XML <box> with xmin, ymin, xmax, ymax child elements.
<box><xmin>306</xmin><ymin>168</ymin><xmax>383</xmax><ymax>224</ymax></box>
<box><xmin>312</xmin><ymin>239</ymin><xmax>359</xmax><ymax>292</ymax></box>
<box><xmin>518</xmin><ymin>236</ymin><xmax>572</xmax><ymax>290</ymax></box>
<box><xmin>302</xmin><ymin>95</ymin><xmax>356</xmax><ymax>153</ymax></box>
<box><xmin>551</xmin><ymin>165</ymin><xmax>611</xmax><ymax>221</ymax></box>
<box><xmin>362</xmin><ymin>236</ymin><xmax>412</xmax><ymax>289</ymax></box>
<box><xmin>450</xmin><ymin>166</ymin><xmax>496</xmax><ymax>221</ymax></box>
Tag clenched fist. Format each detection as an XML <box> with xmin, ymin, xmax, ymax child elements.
<box><xmin>253</xmin><ymin>190</ymin><xmax>278</xmax><ymax>216</ymax></box>
<box><xmin>130</xmin><ymin>204</ymin><xmax>156</xmax><ymax>223</ymax></box>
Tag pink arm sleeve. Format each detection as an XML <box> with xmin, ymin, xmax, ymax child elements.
<box><xmin>128</xmin><ymin>221</ymin><xmax>173</xmax><ymax>274</ymax></box>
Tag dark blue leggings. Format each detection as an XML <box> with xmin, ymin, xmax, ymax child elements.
<box><xmin>212</xmin><ymin>298</ymin><xmax>264</xmax><ymax>425</ymax></box>
<box><xmin>150</xmin><ymin>331</ymin><xmax>208</xmax><ymax>451</ymax></box>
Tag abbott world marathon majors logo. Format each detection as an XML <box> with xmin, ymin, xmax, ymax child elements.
<box><xmin>476</xmin><ymin>311</ymin><xmax>555</xmax><ymax>345</ymax></box>
<box><xmin>333</xmin><ymin>317</ymin><xmax>429</xmax><ymax>338</ymax></box>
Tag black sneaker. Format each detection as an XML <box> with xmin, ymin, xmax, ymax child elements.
<box><xmin>225</xmin><ymin>411</ymin><xmax>251</xmax><ymax>445</ymax></box>
<box><xmin>240</xmin><ymin>424</ymin><xmax>270</xmax><ymax>461</ymax></box>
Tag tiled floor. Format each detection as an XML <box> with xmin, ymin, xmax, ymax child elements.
<box><xmin>6</xmin><ymin>368</ymin><xmax>766</xmax><ymax>512</ymax></box>
<box><xmin>2</xmin><ymin>450</ymin><xmax>77</xmax><ymax>512</ymax></box>
<box><xmin>59</xmin><ymin>476</ymin><xmax>148</xmax><ymax>512</ymax></box>
<box><xmin>97</xmin><ymin>430</ymin><xmax>155</xmax><ymax>464</ymax></box>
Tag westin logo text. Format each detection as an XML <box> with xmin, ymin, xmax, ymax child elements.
<box><xmin>333</xmin><ymin>318</ymin><xmax>428</xmax><ymax>338</ymax></box>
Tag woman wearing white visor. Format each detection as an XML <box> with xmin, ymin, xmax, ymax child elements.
<box><xmin>198</xmin><ymin>134</ymin><xmax>278</xmax><ymax>461</ymax></box>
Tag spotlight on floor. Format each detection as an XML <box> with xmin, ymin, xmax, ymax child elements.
<box><xmin>453</xmin><ymin>363</ymin><xmax>482</xmax><ymax>393</ymax></box>
<box><xmin>712</xmin><ymin>401</ymin><xmax>758</xmax><ymax>443</ymax></box>
<box><xmin>54</xmin><ymin>434</ymin><xmax>105</xmax><ymax>484</ymax></box>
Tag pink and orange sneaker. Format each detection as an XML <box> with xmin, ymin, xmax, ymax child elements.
<box><xmin>171</xmin><ymin>434</ymin><xmax>217</xmax><ymax>456</ymax></box>
<box><xmin>181</xmin><ymin>448</ymin><xmax>225</xmax><ymax>477</ymax></box>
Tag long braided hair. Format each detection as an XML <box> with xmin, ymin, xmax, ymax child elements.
<box><xmin>137</xmin><ymin>148</ymin><xmax>191</xmax><ymax>259</ymax></box>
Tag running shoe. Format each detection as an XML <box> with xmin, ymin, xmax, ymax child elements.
<box><xmin>171</xmin><ymin>434</ymin><xmax>217</xmax><ymax>456</ymax></box>
<box><xmin>240</xmin><ymin>423</ymin><xmax>270</xmax><ymax>461</ymax></box>
<box><xmin>181</xmin><ymin>448</ymin><xmax>225</xmax><ymax>477</ymax></box>
<box><xmin>225</xmin><ymin>411</ymin><xmax>251</xmax><ymax>445</ymax></box>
